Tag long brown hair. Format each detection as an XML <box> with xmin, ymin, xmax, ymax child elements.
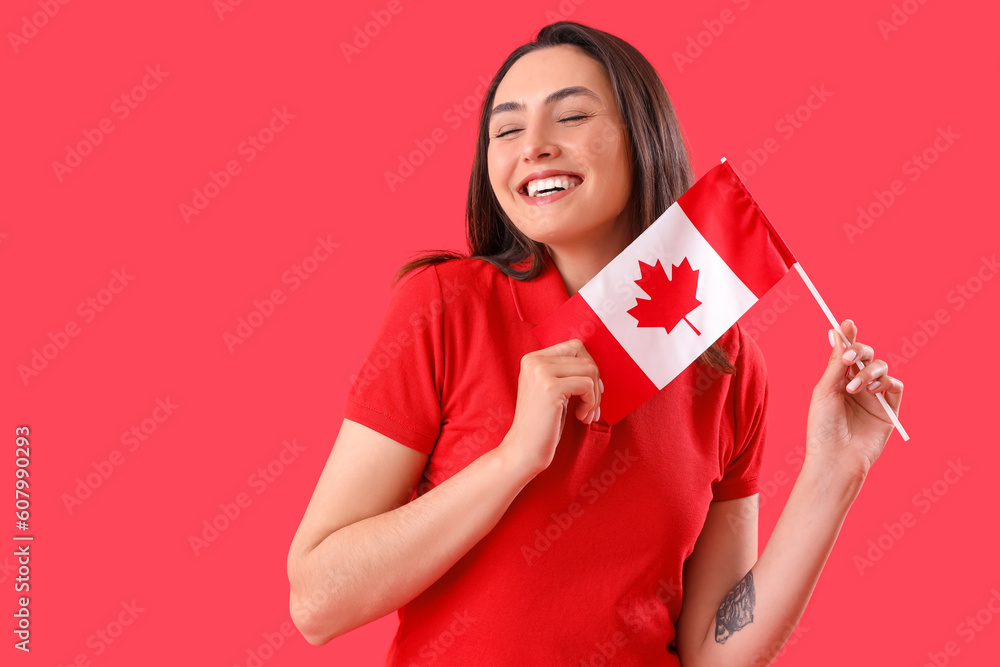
<box><xmin>393</xmin><ymin>21</ymin><xmax>735</xmax><ymax>375</ymax></box>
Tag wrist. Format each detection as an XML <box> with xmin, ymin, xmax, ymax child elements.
<box><xmin>799</xmin><ymin>454</ymin><xmax>865</xmax><ymax>507</ymax></box>
<box><xmin>492</xmin><ymin>436</ymin><xmax>543</xmax><ymax>488</ymax></box>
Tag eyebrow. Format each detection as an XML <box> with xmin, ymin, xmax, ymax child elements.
<box><xmin>489</xmin><ymin>86</ymin><xmax>602</xmax><ymax>122</ymax></box>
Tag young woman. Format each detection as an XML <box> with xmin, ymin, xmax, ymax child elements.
<box><xmin>287</xmin><ymin>21</ymin><xmax>903</xmax><ymax>666</ymax></box>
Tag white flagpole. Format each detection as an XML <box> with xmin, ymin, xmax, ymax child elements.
<box><xmin>792</xmin><ymin>262</ymin><xmax>909</xmax><ymax>441</ymax></box>
<box><xmin>719</xmin><ymin>158</ymin><xmax>909</xmax><ymax>442</ymax></box>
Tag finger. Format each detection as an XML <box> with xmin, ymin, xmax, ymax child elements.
<box><xmin>535</xmin><ymin>338</ymin><xmax>591</xmax><ymax>357</ymax></box>
<box><xmin>555</xmin><ymin>339</ymin><xmax>603</xmax><ymax>421</ymax></box>
<box><xmin>588</xmin><ymin>375</ymin><xmax>603</xmax><ymax>424</ymax></box>
<box><xmin>839</xmin><ymin>318</ymin><xmax>857</xmax><ymax>345</ymax></box>
<box><xmin>818</xmin><ymin>325</ymin><xmax>855</xmax><ymax>392</ymax></box>
<box><xmin>832</xmin><ymin>320</ymin><xmax>904</xmax><ymax>411</ymax></box>
<box><xmin>833</xmin><ymin>319</ymin><xmax>861</xmax><ymax>378</ymax></box>
<box><xmin>536</xmin><ymin>356</ymin><xmax>598</xmax><ymax>374</ymax></box>
<box><xmin>842</xmin><ymin>341</ymin><xmax>874</xmax><ymax>366</ymax></box>
<box><xmin>542</xmin><ymin>362</ymin><xmax>599</xmax><ymax>420</ymax></box>
<box><xmin>552</xmin><ymin>376</ymin><xmax>599</xmax><ymax>422</ymax></box>
<box><xmin>532</xmin><ymin>352</ymin><xmax>602</xmax><ymax>423</ymax></box>
<box><xmin>594</xmin><ymin>378</ymin><xmax>604</xmax><ymax>421</ymax></box>
<box><xmin>524</xmin><ymin>352</ymin><xmax>599</xmax><ymax>408</ymax></box>
<box><xmin>863</xmin><ymin>360</ymin><xmax>890</xmax><ymax>391</ymax></box>
<box><xmin>878</xmin><ymin>375</ymin><xmax>904</xmax><ymax>413</ymax></box>
<box><xmin>845</xmin><ymin>359</ymin><xmax>888</xmax><ymax>393</ymax></box>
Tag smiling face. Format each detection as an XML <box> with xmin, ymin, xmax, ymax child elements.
<box><xmin>487</xmin><ymin>44</ymin><xmax>633</xmax><ymax>253</ymax></box>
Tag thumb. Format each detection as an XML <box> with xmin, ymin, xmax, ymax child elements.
<box><xmin>816</xmin><ymin>320</ymin><xmax>855</xmax><ymax>393</ymax></box>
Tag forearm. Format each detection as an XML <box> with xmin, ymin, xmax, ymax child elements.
<box><xmin>289</xmin><ymin>441</ymin><xmax>534</xmax><ymax>645</ymax></box>
<box><xmin>692</xmin><ymin>461</ymin><xmax>864</xmax><ymax>667</ymax></box>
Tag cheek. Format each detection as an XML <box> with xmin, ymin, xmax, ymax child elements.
<box><xmin>486</xmin><ymin>155</ymin><xmax>502</xmax><ymax>195</ymax></box>
<box><xmin>487</xmin><ymin>149</ymin><xmax>511</xmax><ymax>193</ymax></box>
<box><xmin>582</xmin><ymin>122</ymin><xmax>626</xmax><ymax>162</ymax></box>
<box><xmin>578</xmin><ymin>126</ymin><xmax>630</xmax><ymax>201</ymax></box>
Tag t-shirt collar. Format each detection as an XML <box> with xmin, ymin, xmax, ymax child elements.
<box><xmin>507</xmin><ymin>247</ymin><xmax>570</xmax><ymax>325</ymax></box>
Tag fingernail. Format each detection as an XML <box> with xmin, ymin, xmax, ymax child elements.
<box><xmin>842</xmin><ymin>349</ymin><xmax>857</xmax><ymax>363</ymax></box>
<box><xmin>599</xmin><ymin>378</ymin><xmax>604</xmax><ymax>394</ymax></box>
<box><xmin>828</xmin><ymin>329</ymin><xmax>835</xmax><ymax>347</ymax></box>
<box><xmin>595</xmin><ymin>405</ymin><xmax>601</xmax><ymax>422</ymax></box>
<box><xmin>867</xmin><ymin>380</ymin><xmax>881</xmax><ymax>391</ymax></box>
<box><xmin>846</xmin><ymin>377</ymin><xmax>861</xmax><ymax>392</ymax></box>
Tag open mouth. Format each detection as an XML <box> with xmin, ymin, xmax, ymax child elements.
<box><xmin>519</xmin><ymin>174</ymin><xmax>584</xmax><ymax>198</ymax></box>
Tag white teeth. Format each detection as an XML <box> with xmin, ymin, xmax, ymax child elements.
<box><xmin>526</xmin><ymin>175</ymin><xmax>581</xmax><ymax>197</ymax></box>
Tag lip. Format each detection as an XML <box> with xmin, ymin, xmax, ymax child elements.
<box><xmin>518</xmin><ymin>181</ymin><xmax>582</xmax><ymax>206</ymax></box>
<box><xmin>515</xmin><ymin>169</ymin><xmax>584</xmax><ymax>196</ymax></box>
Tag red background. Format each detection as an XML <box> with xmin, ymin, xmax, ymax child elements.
<box><xmin>4</xmin><ymin>0</ymin><xmax>998</xmax><ymax>665</ymax></box>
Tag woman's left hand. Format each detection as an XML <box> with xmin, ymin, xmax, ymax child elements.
<box><xmin>804</xmin><ymin>318</ymin><xmax>904</xmax><ymax>484</ymax></box>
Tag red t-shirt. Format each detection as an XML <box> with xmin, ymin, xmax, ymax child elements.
<box><xmin>343</xmin><ymin>249</ymin><xmax>768</xmax><ymax>666</ymax></box>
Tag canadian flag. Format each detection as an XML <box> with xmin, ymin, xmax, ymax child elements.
<box><xmin>533</xmin><ymin>160</ymin><xmax>796</xmax><ymax>426</ymax></box>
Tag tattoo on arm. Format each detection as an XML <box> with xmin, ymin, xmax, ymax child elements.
<box><xmin>714</xmin><ymin>570</ymin><xmax>755</xmax><ymax>644</ymax></box>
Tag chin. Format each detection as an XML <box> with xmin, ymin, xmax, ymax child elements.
<box><xmin>520</xmin><ymin>225</ymin><xmax>602</xmax><ymax>249</ymax></box>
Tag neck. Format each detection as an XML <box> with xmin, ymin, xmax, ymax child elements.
<box><xmin>544</xmin><ymin>226</ymin><xmax>632</xmax><ymax>297</ymax></box>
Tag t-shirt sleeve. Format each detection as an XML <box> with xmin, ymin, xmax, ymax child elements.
<box><xmin>342</xmin><ymin>264</ymin><xmax>444</xmax><ymax>456</ymax></box>
<box><xmin>711</xmin><ymin>324</ymin><xmax>769</xmax><ymax>501</ymax></box>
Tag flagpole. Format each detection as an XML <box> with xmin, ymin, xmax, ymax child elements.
<box><xmin>792</xmin><ymin>261</ymin><xmax>910</xmax><ymax>441</ymax></box>
<box><xmin>717</xmin><ymin>158</ymin><xmax>908</xmax><ymax>442</ymax></box>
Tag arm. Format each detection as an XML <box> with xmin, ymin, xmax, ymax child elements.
<box><xmin>674</xmin><ymin>468</ymin><xmax>861</xmax><ymax>667</ymax></box>
<box><xmin>288</xmin><ymin>336</ymin><xmax>603</xmax><ymax>645</ymax></box>
<box><xmin>675</xmin><ymin>319</ymin><xmax>903</xmax><ymax>667</ymax></box>
<box><xmin>286</xmin><ymin>418</ymin><xmax>537</xmax><ymax>645</ymax></box>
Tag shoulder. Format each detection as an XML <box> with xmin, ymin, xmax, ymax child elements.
<box><xmin>427</xmin><ymin>256</ymin><xmax>507</xmax><ymax>283</ymax></box>
<box><xmin>403</xmin><ymin>256</ymin><xmax>508</xmax><ymax>301</ymax></box>
<box><xmin>715</xmin><ymin>322</ymin><xmax>767</xmax><ymax>379</ymax></box>
<box><xmin>725</xmin><ymin>323</ymin><xmax>768</xmax><ymax>408</ymax></box>
<box><xmin>397</xmin><ymin>256</ymin><xmax>500</xmax><ymax>284</ymax></box>
<box><xmin>384</xmin><ymin>258</ymin><xmax>507</xmax><ymax>324</ymax></box>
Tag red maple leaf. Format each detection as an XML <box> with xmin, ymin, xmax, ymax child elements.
<box><xmin>626</xmin><ymin>257</ymin><xmax>702</xmax><ymax>335</ymax></box>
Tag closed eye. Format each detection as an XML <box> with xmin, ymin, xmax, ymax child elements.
<box><xmin>493</xmin><ymin>114</ymin><xmax>592</xmax><ymax>139</ymax></box>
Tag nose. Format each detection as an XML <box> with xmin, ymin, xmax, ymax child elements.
<box><xmin>520</xmin><ymin>121</ymin><xmax>561</xmax><ymax>162</ymax></box>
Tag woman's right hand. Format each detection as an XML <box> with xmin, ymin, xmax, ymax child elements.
<box><xmin>500</xmin><ymin>338</ymin><xmax>603</xmax><ymax>478</ymax></box>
